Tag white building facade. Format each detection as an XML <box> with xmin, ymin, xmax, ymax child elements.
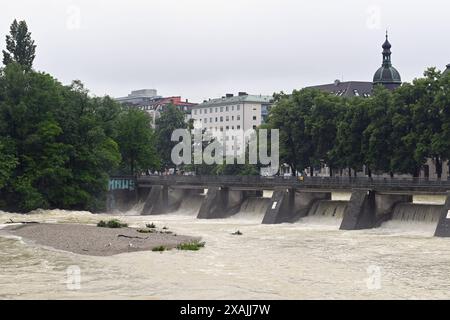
<box><xmin>190</xmin><ymin>93</ymin><xmax>273</xmax><ymax>155</ymax></box>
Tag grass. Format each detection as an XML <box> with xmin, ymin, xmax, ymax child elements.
<box><xmin>97</xmin><ymin>219</ymin><xmax>128</xmax><ymax>228</ymax></box>
<box><xmin>177</xmin><ymin>240</ymin><xmax>206</xmax><ymax>251</ymax></box>
<box><xmin>137</xmin><ymin>228</ymin><xmax>156</xmax><ymax>234</ymax></box>
<box><xmin>152</xmin><ymin>246</ymin><xmax>167</xmax><ymax>252</ymax></box>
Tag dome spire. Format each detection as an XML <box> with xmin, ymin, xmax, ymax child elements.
<box><xmin>373</xmin><ymin>32</ymin><xmax>402</xmax><ymax>90</ymax></box>
<box><xmin>382</xmin><ymin>30</ymin><xmax>392</xmax><ymax>66</ymax></box>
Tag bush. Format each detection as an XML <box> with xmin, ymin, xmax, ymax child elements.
<box><xmin>177</xmin><ymin>241</ymin><xmax>205</xmax><ymax>251</ymax></box>
<box><xmin>146</xmin><ymin>223</ymin><xmax>156</xmax><ymax>229</ymax></box>
<box><xmin>152</xmin><ymin>246</ymin><xmax>167</xmax><ymax>252</ymax></box>
<box><xmin>97</xmin><ymin>219</ymin><xmax>128</xmax><ymax>228</ymax></box>
<box><xmin>137</xmin><ymin>228</ymin><xmax>155</xmax><ymax>234</ymax></box>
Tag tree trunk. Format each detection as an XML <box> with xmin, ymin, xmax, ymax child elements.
<box><xmin>329</xmin><ymin>167</ymin><xmax>333</xmax><ymax>177</ymax></box>
<box><xmin>436</xmin><ymin>156</ymin><xmax>442</xmax><ymax>179</ymax></box>
<box><xmin>310</xmin><ymin>166</ymin><xmax>314</xmax><ymax>177</ymax></box>
<box><xmin>367</xmin><ymin>167</ymin><xmax>372</xmax><ymax>178</ymax></box>
<box><xmin>390</xmin><ymin>171</ymin><xmax>394</xmax><ymax>178</ymax></box>
<box><xmin>348</xmin><ymin>168</ymin><xmax>351</xmax><ymax>177</ymax></box>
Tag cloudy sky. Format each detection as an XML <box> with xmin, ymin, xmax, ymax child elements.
<box><xmin>1</xmin><ymin>0</ymin><xmax>449</xmax><ymax>102</ymax></box>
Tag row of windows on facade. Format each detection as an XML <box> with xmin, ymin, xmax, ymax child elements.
<box><xmin>193</xmin><ymin>105</ymin><xmax>242</xmax><ymax>115</ymax></box>
<box><xmin>197</xmin><ymin>114</ymin><xmax>258</xmax><ymax>124</ymax></box>
<box><xmin>203</xmin><ymin>124</ymin><xmax>258</xmax><ymax>132</ymax></box>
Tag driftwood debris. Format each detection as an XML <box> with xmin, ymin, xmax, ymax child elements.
<box><xmin>117</xmin><ymin>234</ymin><xmax>149</xmax><ymax>240</ymax></box>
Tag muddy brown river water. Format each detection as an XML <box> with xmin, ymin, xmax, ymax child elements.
<box><xmin>1</xmin><ymin>203</ymin><xmax>450</xmax><ymax>299</ymax></box>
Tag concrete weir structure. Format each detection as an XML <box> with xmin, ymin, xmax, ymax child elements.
<box><xmin>108</xmin><ymin>176</ymin><xmax>450</xmax><ymax>237</ymax></box>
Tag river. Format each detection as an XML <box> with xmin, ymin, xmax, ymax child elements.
<box><xmin>1</xmin><ymin>202</ymin><xmax>450</xmax><ymax>299</ymax></box>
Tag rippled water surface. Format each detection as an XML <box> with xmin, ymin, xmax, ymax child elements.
<box><xmin>1</xmin><ymin>208</ymin><xmax>450</xmax><ymax>299</ymax></box>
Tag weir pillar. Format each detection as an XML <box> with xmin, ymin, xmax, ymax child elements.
<box><xmin>434</xmin><ymin>191</ymin><xmax>450</xmax><ymax>237</ymax></box>
<box><xmin>141</xmin><ymin>185</ymin><xmax>169</xmax><ymax>215</ymax></box>
<box><xmin>197</xmin><ymin>187</ymin><xmax>245</xmax><ymax>219</ymax></box>
<box><xmin>262</xmin><ymin>188</ymin><xmax>295</xmax><ymax>224</ymax></box>
<box><xmin>340</xmin><ymin>189</ymin><xmax>376</xmax><ymax>230</ymax></box>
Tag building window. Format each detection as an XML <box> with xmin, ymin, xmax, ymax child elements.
<box><xmin>237</xmin><ymin>115</ymin><xmax>241</xmax><ymax>121</ymax></box>
<box><xmin>210</xmin><ymin>108</ymin><xmax>213</xmax><ymax>113</ymax></box>
<box><xmin>226</xmin><ymin>116</ymin><xmax>229</xmax><ymax>121</ymax></box>
<box><xmin>232</xmin><ymin>106</ymin><xmax>234</xmax><ymax>111</ymax></box>
<box><xmin>215</xmin><ymin>107</ymin><xmax>218</xmax><ymax>112</ymax></box>
<box><xmin>220</xmin><ymin>116</ymin><xmax>223</xmax><ymax>122</ymax></box>
<box><xmin>194</xmin><ymin>109</ymin><xmax>197</xmax><ymax>115</ymax></box>
<box><xmin>226</xmin><ymin>106</ymin><xmax>229</xmax><ymax>111</ymax></box>
<box><xmin>205</xmin><ymin>109</ymin><xmax>208</xmax><ymax>114</ymax></box>
<box><xmin>253</xmin><ymin>125</ymin><xmax>257</xmax><ymax>129</ymax></box>
<box><xmin>232</xmin><ymin>116</ymin><xmax>234</xmax><ymax>121</ymax></box>
<box><xmin>204</xmin><ymin>118</ymin><xmax>207</xmax><ymax>123</ymax></box>
<box><xmin>199</xmin><ymin>109</ymin><xmax>202</xmax><ymax>114</ymax></box>
<box><xmin>237</xmin><ymin>105</ymin><xmax>240</xmax><ymax>111</ymax></box>
<box><xmin>237</xmin><ymin>125</ymin><xmax>241</xmax><ymax>130</ymax></box>
<box><xmin>226</xmin><ymin>126</ymin><xmax>229</xmax><ymax>130</ymax></box>
<box><xmin>210</xmin><ymin>117</ymin><xmax>213</xmax><ymax>122</ymax></box>
<box><xmin>220</xmin><ymin>107</ymin><xmax>224</xmax><ymax>112</ymax></box>
<box><xmin>253</xmin><ymin>116</ymin><xmax>257</xmax><ymax>121</ymax></box>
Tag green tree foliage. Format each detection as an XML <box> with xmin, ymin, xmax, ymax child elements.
<box><xmin>115</xmin><ymin>108</ymin><xmax>160</xmax><ymax>175</ymax></box>
<box><xmin>0</xmin><ymin>63</ymin><xmax>123</xmax><ymax>212</ymax></box>
<box><xmin>2</xmin><ymin>20</ymin><xmax>36</xmax><ymax>71</ymax></box>
<box><xmin>268</xmin><ymin>67</ymin><xmax>450</xmax><ymax>178</ymax></box>
<box><xmin>155</xmin><ymin>104</ymin><xmax>187</xmax><ymax>169</ymax></box>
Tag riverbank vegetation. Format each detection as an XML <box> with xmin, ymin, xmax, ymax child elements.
<box><xmin>267</xmin><ymin>69</ymin><xmax>450</xmax><ymax>178</ymax></box>
<box><xmin>0</xmin><ymin>20</ymin><xmax>161</xmax><ymax>212</ymax></box>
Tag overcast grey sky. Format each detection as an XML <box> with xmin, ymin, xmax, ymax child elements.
<box><xmin>1</xmin><ymin>0</ymin><xmax>449</xmax><ymax>102</ymax></box>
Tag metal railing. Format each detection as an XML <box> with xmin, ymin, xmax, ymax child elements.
<box><xmin>132</xmin><ymin>175</ymin><xmax>450</xmax><ymax>191</ymax></box>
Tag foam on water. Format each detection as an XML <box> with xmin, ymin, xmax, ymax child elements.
<box><xmin>379</xmin><ymin>203</ymin><xmax>442</xmax><ymax>236</ymax></box>
<box><xmin>229</xmin><ymin>197</ymin><xmax>271</xmax><ymax>223</ymax></box>
<box><xmin>296</xmin><ymin>200</ymin><xmax>347</xmax><ymax>228</ymax></box>
<box><xmin>171</xmin><ymin>194</ymin><xmax>205</xmax><ymax>217</ymax></box>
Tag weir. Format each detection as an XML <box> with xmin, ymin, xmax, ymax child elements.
<box><xmin>107</xmin><ymin>175</ymin><xmax>450</xmax><ymax>237</ymax></box>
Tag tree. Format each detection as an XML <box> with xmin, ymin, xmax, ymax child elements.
<box><xmin>306</xmin><ymin>92</ymin><xmax>343</xmax><ymax>176</ymax></box>
<box><xmin>0</xmin><ymin>65</ymin><xmax>121</xmax><ymax>212</ymax></box>
<box><xmin>115</xmin><ymin>108</ymin><xmax>160</xmax><ymax>176</ymax></box>
<box><xmin>330</xmin><ymin>97</ymin><xmax>370</xmax><ymax>176</ymax></box>
<box><xmin>2</xmin><ymin>20</ymin><xmax>36</xmax><ymax>71</ymax></box>
<box><xmin>362</xmin><ymin>86</ymin><xmax>396</xmax><ymax>177</ymax></box>
<box><xmin>155</xmin><ymin>104</ymin><xmax>187</xmax><ymax>169</ymax></box>
<box><xmin>267</xmin><ymin>90</ymin><xmax>314</xmax><ymax>176</ymax></box>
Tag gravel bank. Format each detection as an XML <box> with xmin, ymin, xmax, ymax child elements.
<box><xmin>2</xmin><ymin>223</ymin><xmax>200</xmax><ymax>256</ymax></box>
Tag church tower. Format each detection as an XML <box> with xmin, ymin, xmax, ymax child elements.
<box><xmin>373</xmin><ymin>32</ymin><xmax>402</xmax><ymax>90</ymax></box>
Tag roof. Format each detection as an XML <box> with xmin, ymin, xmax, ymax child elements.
<box><xmin>444</xmin><ymin>64</ymin><xmax>450</xmax><ymax>76</ymax></box>
<box><xmin>306</xmin><ymin>81</ymin><xmax>373</xmax><ymax>98</ymax></box>
<box><xmin>195</xmin><ymin>94</ymin><xmax>273</xmax><ymax>108</ymax></box>
<box><xmin>373</xmin><ymin>66</ymin><xmax>402</xmax><ymax>84</ymax></box>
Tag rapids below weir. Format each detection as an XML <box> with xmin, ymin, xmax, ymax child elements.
<box><xmin>1</xmin><ymin>194</ymin><xmax>450</xmax><ymax>299</ymax></box>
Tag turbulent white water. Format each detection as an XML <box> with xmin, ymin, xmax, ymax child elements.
<box><xmin>1</xmin><ymin>200</ymin><xmax>450</xmax><ymax>299</ymax></box>
<box><xmin>296</xmin><ymin>200</ymin><xmax>347</xmax><ymax>228</ymax></box>
<box><xmin>171</xmin><ymin>194</ymin><xmax>205</xmax><ymax>217</ymax></box>
<box><xmin>378</xmin><ymin>203</ymin><xmax>442</xmax><ymax>236</ymax></box>
<box><xmin>229</xmin><ymin>197</ymin><xmax>271</xmax><ymax>223</ymax></box>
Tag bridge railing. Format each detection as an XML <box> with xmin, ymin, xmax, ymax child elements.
<box><xmin>134</xmin><ymin>175</ymin><xmax>450</xmax><ymax>189</ymax></box>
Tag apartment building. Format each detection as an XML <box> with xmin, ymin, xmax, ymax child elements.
<box><xmin>190</xmin><ymin>92</ymin><xmax>273</xmax><ymax>155</ymax></box>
